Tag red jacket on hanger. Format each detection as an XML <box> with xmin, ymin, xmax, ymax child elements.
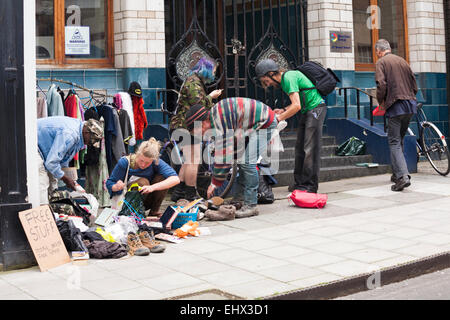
<box><xmin>131</xmin><ymin>95</ymin><xmax>147</xmax><ymax>141</ymax></box>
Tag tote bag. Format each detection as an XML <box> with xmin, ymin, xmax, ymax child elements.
<box><xmin>110</xmin><ymin>157</ymin><xmax>130</xmax><ymax>210</ymax></box>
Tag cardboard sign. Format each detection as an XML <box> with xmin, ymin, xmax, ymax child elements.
<box><xmin>19</xmin><ymin>205</ymin><xmax>71</xmax><ymax>272</ymax></box>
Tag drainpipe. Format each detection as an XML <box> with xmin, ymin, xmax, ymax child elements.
<box><xmin>444</xmin><ymin>0</ymin><xmax>450</xmax><ymax>138</ymax></box>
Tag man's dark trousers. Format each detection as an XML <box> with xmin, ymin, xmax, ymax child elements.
<box><xmin>294</xmin><ymin>104</ymin><xmax>327</xmax><ymax>193</ymax></box>
<box><xmin>387</xmin><ymin>113</ymin><xmax>413</xmax><ymax>180</ymax></box>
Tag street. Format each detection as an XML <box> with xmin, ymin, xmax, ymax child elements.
<box><xmin>336</xmin><ymin>268</ymin><xmax>450</xmax><ymax>300</ymax></box>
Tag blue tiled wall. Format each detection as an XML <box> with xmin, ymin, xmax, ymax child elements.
<box><xmin>325</xmin><ymin>71</ymin><xmax>449</xmax><ymax>140</ymax></box>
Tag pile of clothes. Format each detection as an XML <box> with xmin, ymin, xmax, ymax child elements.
<box><xmin>49</xmin><ymin>190</ymin><xmax>167</xmax><ymax>260</ymax></box>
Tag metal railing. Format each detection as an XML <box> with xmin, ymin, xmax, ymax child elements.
<box><xmin>338</xmin><ymin>86</ymin><xmax>386</xmax><ymax>131</ymax></box>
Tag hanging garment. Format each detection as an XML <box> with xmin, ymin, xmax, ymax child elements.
<box><xmin>118</xmin><ymin>109</ymin><xmax>133</xmax><ymax>154</ymax></box>
<box><xmin>114</xmin><ymin>93</ymin><xmax>123</xmax><ymax>110</ymax></box>
<box><xmin>85</xmin><ymin>119</ymin><xmax>111</xmax><ymax>208</ymax></box>
<box><xmin>96</xmin><ymin>104</ymin><xmax>117</xmax><ymax>173</ymax></box>
<box><xmin>131</xmin><ymin>95</ymin><xmax>148</xmax><ymax>141</ymax></box>
<box><xmin>46</xmin><ymin>84</ymin><xmax>65</xmax><ymax>116</ymax></box>
<box><xmin>37</xmin><ymin>96</ymin><xmax>48</xmax><ymax>118</ymax></box>
<box><xmin>111</xmin><ymin>107</ymin><xmax>127</xmax><ymax>169</ymax></box>
<box><xmin>119</xmin><ymin>92</ymin><xmax>136</xmax><ymax>146</ymax></box>
<box><xmin>64</xmin><ymin>92</ymin><xmax>78</xmax><ymax>118</ymax></box>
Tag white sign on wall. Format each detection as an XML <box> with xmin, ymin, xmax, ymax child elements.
<box><xmin>65</xmin><ymin>26</ymin><xmax>90</xmax><ymax>55</ymax></box>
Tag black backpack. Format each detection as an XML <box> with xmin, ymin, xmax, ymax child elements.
<box><xmin>296</xmin><ymin>61</ymin><xmax>340</xmax><ymax>97</ymax></box>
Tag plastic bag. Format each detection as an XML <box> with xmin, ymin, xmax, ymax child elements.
<box><xmin>288</xmin><ymin>190</ymin><xmax>327</xmax><ymax>209</ymax></box>
<box><xmin>107</xmin><ymin>216</ymin><xmax>139</xmax><ymax>244</ymax></box>
<box><xmin>95</xmin><ymin>227</ymin><xmax>116</xmax><ymax>243</ymax></box>
<box><xmin>335</xmin><ymin>137</ymin><xmax>366</xmax><ymax>156</ymax></box>
<box><xmin>105</xmin><ymin>223</ymin><xmax>128</xmax><ymax>244</ymax></box>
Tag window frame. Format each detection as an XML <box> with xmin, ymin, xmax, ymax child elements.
<box><xmin>37</xmin><ymin>0</ymin><xmax>114</xmax><ymax>69</ymax></box>
<box><xmin>354</xmin><ymin>0</ymin><xmax>409</xmax><ymax>71</ymax></box>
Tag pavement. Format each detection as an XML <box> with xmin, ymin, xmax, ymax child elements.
<box><xmin>1</xmin><ymin>166</ymin><xmax>450</xmax><ymax>300</ymax></box>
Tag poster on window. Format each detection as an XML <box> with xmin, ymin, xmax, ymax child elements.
<box><xmin>65</xmin><ymin>26</ymin><xmax>90</xmax><ymax>55</ymax></box>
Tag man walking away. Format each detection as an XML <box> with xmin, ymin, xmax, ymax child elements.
<box><xmin>375</xmin><ymin>39</ymin><xmax>418</xmax><ymax>191</ymax></box>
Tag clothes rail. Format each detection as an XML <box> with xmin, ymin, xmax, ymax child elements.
<box><xmin>37</xmin><ymin>78</ymin><xmax>114</xmax><ymax>98</ymax></box>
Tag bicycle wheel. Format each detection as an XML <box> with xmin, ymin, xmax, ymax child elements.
<box><xmin>421</xmin><ymin>122</ymin><xmax>450</xmax><ymax>176</ymax></box>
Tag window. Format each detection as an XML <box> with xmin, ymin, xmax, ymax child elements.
<box><xmin>36</xmin><ymin>0</ymin><xmax>113</xmax><ymax>67</ymax></box>
<box><xmin>353</xmin><ymin>0</ymin><xmax>408</xmax><ymax>71</ymax></box>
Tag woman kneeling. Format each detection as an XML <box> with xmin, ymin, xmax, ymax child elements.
<box><xmin>106</xmin><ymin>138</ymin><xmax>180</xmax><ymax>216</ymax></box>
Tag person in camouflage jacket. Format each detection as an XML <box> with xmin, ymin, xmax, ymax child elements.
<box><xmin>169</xmin><ymin>57</ymin><xmax>223</xmax><ymax>201</ymax></box>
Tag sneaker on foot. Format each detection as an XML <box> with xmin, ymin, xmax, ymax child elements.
<box><xmin>391</xmin><ymin>176</ymin><xmax>411</xmax><ymax>192</ymax></box>
<box><xmin>138</xmin><ymin>230</ymin><xmax>166</xmax><ymax>253</ymax></box>
<box><xmin>235</xmin><ymin>204</ymin><xmax>259</xmax><ymax>219</ymax></box>
<box><xmin>127</xmin><ymin>232</ymin><xmax>150</xmax><ymax>256</ymax></box>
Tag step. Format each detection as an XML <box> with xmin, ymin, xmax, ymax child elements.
<box><xmin>272</xmin><ymin>164</ymin><xmax>391</xmax><ymax>187</ymax></box>
<box><xmin>280</xmin><ymin>135</ymin><xmax>335</xmax><ymax>148</ymax></box>
<box><xmin>275</xmin><ymin>154</ymin><xmax>374</xmax><ymax>171</ymax></box>
<box><xmin>282</xmin><ymin>145</ymin><xmax>339</xmax><ymax>158</ymax></box>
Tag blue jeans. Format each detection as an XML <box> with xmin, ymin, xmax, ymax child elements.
<box><xmin>234</xmin><ymin>120</ymin><xmax>277</xmax><ymax>205</ymax></box>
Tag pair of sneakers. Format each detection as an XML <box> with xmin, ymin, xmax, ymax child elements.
<box><xmin>127</xmin><ymin>231</ymin><xmax>166</xmax><ymax>256</ymax></box>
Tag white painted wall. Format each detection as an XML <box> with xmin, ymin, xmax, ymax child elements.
<box><xmin>24</xmin><ymin>0</ymin><xmax>40</xmax><ymax>208</ymax></box>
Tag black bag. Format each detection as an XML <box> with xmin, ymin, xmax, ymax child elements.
<box><xmin>57</xmin><ymin>220</ymin><xmax>89</xmax><ymax>252</ymax></box>
<box><xmin>335</xmin><ymin>137</ymin><xmax>367</xmax><ymax>156</ymax></box>
<box><xmin>297</xmin><ymin>61</ymin><xmax>340</xmax><ymax>97</ymax></box>
<box><xmin>257</xmin><ymin>174</ymin><xmax>275</xmax><ymax>204</ymax></box>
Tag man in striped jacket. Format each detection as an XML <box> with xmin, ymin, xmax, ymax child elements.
<box><xmin>184</xmin><ymin>97</ymin><xmax>277</xmax><ymax>218</ymax></box>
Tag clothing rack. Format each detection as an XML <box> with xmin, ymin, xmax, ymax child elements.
<box><xmin>37</xmin><ymin>78</ymin><xmax>115</xmax><ymax>98</ymax></box>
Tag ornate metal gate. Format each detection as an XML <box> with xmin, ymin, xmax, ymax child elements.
<box><xmin>164</xmin><ymin>0</ymin><xmax>308</xmax><ymax>110</ymax></box>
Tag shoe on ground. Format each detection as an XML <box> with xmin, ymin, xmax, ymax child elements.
<box><xmin>235</xmin><ymin>204</ymin><xmax>259</xmax><ymax>219</ymax></box>
<box><xmin>205</xmin><ymin>205</ymin><xmax>236</xmax><ymax>221</ymax></box>
<box><xmin>390</xmin><ymin>174</ymin><xmax>411</xmax><ymax>183</ymax></box>
<box><xmin>391</xmin><ymin>176</ymin><xmax>411</xmax><ymax>192</ymax></box>
<box><xmin>184</xmin><ymin>185</ymin><xmax>201</xmax><ymax>201</ymax></box>
<box><xmin>171</xmin><ymin>182</ymin><xmax>186</xmax><ymax>202</ymax></box>
<box><xmin>127</xmin><ymin>232</ymin><xmax>150</xmax><ymax>256</ymax></box>
<box><xmin>138</xmin><ymin>230</ymin><xmax>166</xmax><ymax>253</ymax></box>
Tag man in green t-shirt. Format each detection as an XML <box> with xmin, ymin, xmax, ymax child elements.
<box><xmin>255</xmin><ymin>59</ymin><xmax>327</xmax><ymax>193</ymax></box>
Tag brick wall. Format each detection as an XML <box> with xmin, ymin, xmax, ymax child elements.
<box><xmin>113</xmin><ymin>0</ymin><xmax>165</xmax><ymax>69</ymax></box>
<box><xmin>407</xmin><ymin>0</ymin><xmax>446</xmax><ymax>73</ymax></box>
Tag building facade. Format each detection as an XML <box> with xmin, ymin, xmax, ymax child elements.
<box><xmin>35</xmin><ymin>0</ymin><xmax>449</xmax><ymax>139</ymax></box>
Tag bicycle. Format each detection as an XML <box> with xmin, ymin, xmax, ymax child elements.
<box><xmin>156</xmin><ymin>89</ymin><xmax>238</xmax><ymax>199</ymax></box>
<box><xmin>407</xmin><ymin>103</ymin><xmax>450</xmax><ymax>176</ymax></box>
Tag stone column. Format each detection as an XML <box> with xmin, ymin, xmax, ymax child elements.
<box><xmin>307</xmin><ymin>0</ymin><xmax>355</xmax><ymax>71</ymax></box>
<box><xmin>407</xmin><ymin>0</ymin><xmax>446</xmax><ymax>73</ymax></box>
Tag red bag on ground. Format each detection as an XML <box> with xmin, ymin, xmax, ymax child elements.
<box><xmin>288</xmin><ymin>190</ymin><xmax>328</xmax><ymax>209</ymax></box>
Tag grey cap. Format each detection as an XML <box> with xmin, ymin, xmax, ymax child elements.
<box><xmin>255</xmin><ymin>59</ymin><xmax>280</xmax><ymax>78</ymax></box>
